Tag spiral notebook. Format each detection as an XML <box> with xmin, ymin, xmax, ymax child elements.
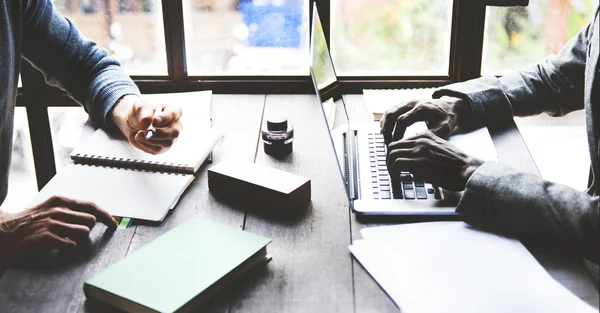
<box><xmin>70</xmin><ymin>91</ymin><xmax>217</xmax><ymax>174</ymax></box>
<box><xmin>28</xmin><ymin>91</ymin><xmax>221</xmax><ymax>222</ymax></box>
<box><xmin>29</xmin><ymin>163</ymin><xmax>196</xmax><ymax>222</ymax></box>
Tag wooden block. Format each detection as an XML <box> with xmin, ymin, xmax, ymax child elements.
<box><xmin>208</xmin><ymin>160</ymin><xmax>311</xmax><ymax>210</ymax></box>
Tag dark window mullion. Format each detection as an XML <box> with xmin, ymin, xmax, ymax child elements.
<box><xmin>162</xmin><ymin>0</ymin><xmax>187</xmax><ymax>81</ymax></box>
<box><xmin>448</xmin><ymin>0</ymin><xmax>461</xmax><ymax>80</ymax></box>
<box><xmin>450</xmin><ymin>0</ymin><xmax>487</xmax><ymax>82</ymax></box>
<box><xmin>20</xmin><ymin>62</ymin><xmax>57</xmax><ymax>190</ymax></box>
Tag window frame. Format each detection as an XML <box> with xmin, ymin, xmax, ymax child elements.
<box><xmin>158</xmin><ymin>0</ymin><xmax>488</xmax><ymax>92</ymax></box>
<box><xmin>21</xmin><ymin>0</ymin><xmax>494</xmax><ymax>94</ymax></box>
<box><xmin>16</xmin><ymin>0</ymin><xmax>517</xmax><ymax>189</ymax></box>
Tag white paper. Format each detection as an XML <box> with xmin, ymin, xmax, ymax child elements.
<box><xmin>363</xmin><ymin>88</ymin><xmax>436</xmax><ymax>120</ymax></box>
<box><xmin>514</xmin><ymin>112</ymin><xmax>589</xmax><ymax>191</ymax></box>
<box><xmin>350</xmin><ymin>222</ymin><xmax>596</xmax><ymax>313</ymax></box>
<box><xmin>28</xmin><ymin>163</ymin><xmax>194</xmax><ymax>222</ymax></box>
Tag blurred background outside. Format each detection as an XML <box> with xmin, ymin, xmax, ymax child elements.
<box><xmin>3</xmin><ymin>0</ymin><xmax>598</xmax><ymax>212</ymax></box>
<box><xmin>483</xmin><ymin>0</ymin><xmax>597</xmax><ymax>74</ymax></box>
<box><xmin>331</xmin><ymin>0</ymin><xmax>453</xmax><ymax>75</ymax></box>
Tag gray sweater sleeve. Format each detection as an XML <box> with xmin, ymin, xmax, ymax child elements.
<box><xmin>431</xmin><ymin>18</ymin><xmax>599</xmax><ymax>263</ymax></box>
<box><xmin>20</xmin><ymin>0</ymin><xmax>141</xmax><ymax>130</ymax></box>
<box><xmin>458</xmin><ymin>162</ymin><xmax>599</xmax><ymax>263</ymax></box>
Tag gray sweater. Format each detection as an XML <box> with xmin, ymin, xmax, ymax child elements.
<box><xmin>434</xmin><ymin>8</ymin><xmax>599</xmax><ymax>263</ymax></box>
<box><xmin>0</xmin><ymin>0</ymin><xmax>141</xmax><ymax>205</ymax></box>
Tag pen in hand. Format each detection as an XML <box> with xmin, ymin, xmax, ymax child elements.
<box><xmin>145</xmin><ymin>108</ymin><xmax>160</xmax><ymax>140</ymax></box>
<box><xmin>145</xmin><ymin>128</ymin><xmax>155</xmax><ymax>140</ymax></box>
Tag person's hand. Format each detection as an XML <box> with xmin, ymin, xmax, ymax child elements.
<box><xmin>380</xmin><ymin>96</ymin><xmax>470</xmax><ymax>145</ymax></box>
<box><xmin>110</xmin><ymin>95</ymin><xmax>183</xmax><ymax>155</ymax></box>
<box><xmin>386</xmin><ymin>131</ymin><xmax>484</xmax><ymax>191</ymax></box>
<box><xmin>0</xmin><ymin>196</ymin><xmax>117</xmax><ymax>258</ymax></box>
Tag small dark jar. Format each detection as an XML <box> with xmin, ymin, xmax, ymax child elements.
<box><xmin>262</xmin><ymin>116</ymin><xmax>294</xmax><ymax>156</ymax></box>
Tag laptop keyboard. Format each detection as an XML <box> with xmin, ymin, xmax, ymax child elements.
<box><xmin>367</xmin><ymin>133</ymin><xmax>441</xmax><ymax>200</ymax></box>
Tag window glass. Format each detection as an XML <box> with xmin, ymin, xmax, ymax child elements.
<box><xmin>0</xmin><ymin>108</ymin><xmax>38</xmax><ymax>213</ymax></box>
<box><xmin>52</xmin><ymin>0</ymin><xmax>168</xmax><ymax>75</ymax></box>
<box><xmin>331</xmin><ymin>0</ymin><xmax>453</xmax><ymax>76</ymax></box>
<box><xmin>184</xmin><ymin>0</ymin><xmax>309</xmax><ymax>75</ymax></box>
<box><xmin>482</xmin><ymin>0</ymin><xmax>598</xmax><ymax>75</ymax></box>
<box><xmin>48</xmin><ymin>108</ymin><xmax>91</xmax><ymax>171</ymax></box>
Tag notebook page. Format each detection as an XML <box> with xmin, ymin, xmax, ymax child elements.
<box><xmin>28</xmin><ymin>163</ymin><xmax>194</xmax><ymax>222</ymax></box>
<box><xmin>71</xmin><ymin>91</ymin><xmax>219</xmax><ymax>173</ymax></box>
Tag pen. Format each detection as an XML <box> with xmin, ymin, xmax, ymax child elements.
<box><xmin>145</xmin><ymin>129</ymin><xmax>154</xmax><ymax>140</ymax></box>
<box><xmin>145</xmin><ymin>109</ymin><xmax>158</xmax><ymax>140</ymax></box>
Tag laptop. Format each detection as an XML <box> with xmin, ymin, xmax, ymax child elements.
<box><xmin>309</xmin><ymin>4</ymin><xmax>498</xmax><ymax>217</ymax></box>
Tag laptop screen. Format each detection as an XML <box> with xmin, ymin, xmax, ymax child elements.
<box><xmin>309</xmin><ymin>3</ymin><xmax>355</xmax><ymax>198</ymax></box>
<box><xmin>309</xmin><ymin>7</ymin><xmax>337</xmax><ymax>94</ymax></box>
<box><xmin>309</xmin><ymin>3</ymin><xmax>349</xmax><ymax>130</ymax></box>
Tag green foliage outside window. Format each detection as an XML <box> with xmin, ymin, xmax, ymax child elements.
<box><xmin>333</xmin><ymin>0</ymin><xmax>451</xmax><ymax>75</ymax></box>
<box><xmin>484</xmin><ymin>0</ymin><xmax>598</xmax><ymax>74</ymax></box>
<box><xmin>333</xmin><ymin>0</ymin><xmax>597</xmax><ymax>75</ymax></box>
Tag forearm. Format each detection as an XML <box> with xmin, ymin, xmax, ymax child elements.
<box><xmin>0</xmin><ymin>212</ymin><xmax>12</xmax><ymax>256</ymax></box>
<box><xmin>440</xmin><ymin>96</ymin><xmax>472</xmax><ymax>128</ymax></box>
<box><xmin>0</xmin><ymin>211</ymin><xmax>11</xmax><ymax>228</ymax></box>
<box><xmin>432</xmin><ymin>76</ymin><xmax>514</xmax><ymax>129</ymax></box>
<box><xmin>21</xmin><ymin>0</ymin><xmax>140</xmax><ymax>131</ymax></box>
<box><xmin>457</xmin><ymin>162</ymin><xmax>600</xmax><ymax>263</ymax></box>
<box><xmin>87</xmin><ymin>68</ymin><xmax>140</xmax><ymax>135</ymax></box>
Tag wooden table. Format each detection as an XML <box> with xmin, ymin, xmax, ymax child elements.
<box><xmin>0</xmin><ymin>94</ymin><xmax>598</xmax><ymax>313</ymax></box>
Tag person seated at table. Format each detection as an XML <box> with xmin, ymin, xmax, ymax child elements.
<box><xmin>0</xmin><ymin>0</ymin><xmax>182</xmax><ymax>258</ymax></box>
<box><xmin>381</xmin><ymin>8</ymin><xmax>599</xmax><ymax>264</ymax></box>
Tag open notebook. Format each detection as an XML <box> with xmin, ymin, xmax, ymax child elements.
<box><xmin>28</xmin><ymin>91</ymin><xmax>222</xmax><ymax>222</ymax></box>
<box><xmin>71</xmin><ymin>91</ymin><xmax>216</xmax><ymax>174</ymax></box>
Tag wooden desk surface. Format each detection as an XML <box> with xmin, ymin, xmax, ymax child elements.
<box><xmin>0</xmin><ymin>94</ymin><xmax>597</xmax><ymax>312</ymax></box>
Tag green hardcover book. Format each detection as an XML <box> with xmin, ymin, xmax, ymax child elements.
<box><xmin>84</xmin><ymin>218</ymin><xmax>272</xmax><ymax>313</ymax></box>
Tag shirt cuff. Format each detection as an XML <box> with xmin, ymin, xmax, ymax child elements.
<box><xmin>456</xmin><ymin>161</ymin><xmax>534</xmax><ymax>237</ymax></box>
<box><xmin>88</xmin><ymin>67</ymin><xmax>141</xmax><ymax>136</ymax></box>
<box><xmin>432</xmin><ymin>76</ymin><xmax>515</xmax><ymax>129</ymax></box>
<box><xmin>101</xmin><ymin>90</ymin><xmax>139</xmax><ymax>137</ymax></box>
<box><xmin>455</xmin><ymin>161</ymin><xmax>502</xmax><ymax>225</ymax></box>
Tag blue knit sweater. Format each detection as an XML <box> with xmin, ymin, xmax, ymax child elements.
<box><xmin>0</xmin><ymin>0</ymin><xmax>141</xmax><ymax>205</ymax></box>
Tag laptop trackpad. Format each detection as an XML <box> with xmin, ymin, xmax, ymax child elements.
<box><xmin>401</xmin><ymin>123</ymin><xmax>497</xmax><ymax>162</ymax></box>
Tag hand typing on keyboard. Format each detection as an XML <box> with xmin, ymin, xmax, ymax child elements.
<box><xmin>385</xmin><ymin>131</ymin><xmax>484</xmax><ymax>191</ymax></box>
<box><xmin>379</xmin><ymin>96</ymin><xmax>470</xmax><ymax>145</ymax></box>
<box><xmin>369</xmin><ymin>133</ymin><xmax>440</xmax><ymax>200</ymax></box>
<box><xmin>379</xmin><ymin>96</ymin><xmax>482</xmax><ymax>191</ymax></box>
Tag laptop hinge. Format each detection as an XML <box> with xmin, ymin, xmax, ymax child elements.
<box><xmin>345</xmin><ymin>129</ymin><xmax>359</xmax><ymax>200</ymax></box>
